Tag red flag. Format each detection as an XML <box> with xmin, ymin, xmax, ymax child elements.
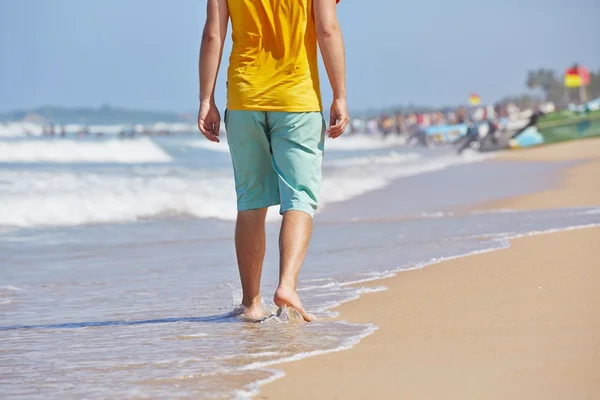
<box><xmin>564</xmin><ymin>65</ymin><xmax>590</xmax><ymax>88</ymax></box>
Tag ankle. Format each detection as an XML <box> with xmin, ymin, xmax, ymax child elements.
<box><xmin>276</xmin><ymin>281</ymin><xmax>296</xmax><ymax>292</ymax></box>
<box><xmin>242</xmin><ymin>295</ymin><xmax>261</xmax><ymax>309</ymax></box>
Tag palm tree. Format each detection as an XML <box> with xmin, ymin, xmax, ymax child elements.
<box><xmin>526</xmin><ymin>69</ymin><xmax>558</xmax><ymax>102</ymax></box>
<box><xmin>526</xmin><ymin>70</ymin><xmax>540</xmax><ymax>91</ymax></box>
<box><xmin>540</xmin><ymin>69</ymin><xmax>556</xmax><ymax>96</ymax></box>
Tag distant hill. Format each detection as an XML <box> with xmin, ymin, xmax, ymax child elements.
<box><xmin>0</xmin><ymin>105</ymin><xmax>195</xmax><ymax>125</ymax></box>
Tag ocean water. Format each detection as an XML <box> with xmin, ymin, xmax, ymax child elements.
<box><xmin>1</xmin><ymin>133</ymin><xmax>599</xmax><ymax>399</ymax></box>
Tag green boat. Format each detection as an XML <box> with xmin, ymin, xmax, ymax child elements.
<box><xmin>537</xmin><ymin>109</ymin><xmax>600</xmax><ymax>144</ymax></box>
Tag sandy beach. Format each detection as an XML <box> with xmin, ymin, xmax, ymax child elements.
<box><xmin>259</xmin><ymin>138</ymin><xmax>600</xmax><ymax>399</ymax></box>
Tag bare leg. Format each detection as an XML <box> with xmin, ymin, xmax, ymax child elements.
<box><xmin>274</xmin><ymin>210</ymin><xmax>313</xmax><ymax>322</ymax></box>
<box><xmin>235</xmin><ymin>208</ymin><xmax>268</xmax><ymax>319</ymax></box>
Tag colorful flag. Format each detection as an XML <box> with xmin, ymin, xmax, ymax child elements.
<box><xmin>468</xmin><ymin>93</ymin><xmax>481</xmax><ymax>105</ymax></box>
<box><xmin>564</xmin><ymin>65</ymin><xmax>590</xmax><ymax>88</ymax></box>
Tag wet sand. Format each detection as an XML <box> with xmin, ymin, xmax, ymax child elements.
<box><xmin>484</xmin><ymin>138</ymin><xmax>600</xmax><ymax>210</ymax></box>
<box><xmin>258</xmin><ymin>138</ymin><xmax>600</xmax><ymax>399</ymax></box>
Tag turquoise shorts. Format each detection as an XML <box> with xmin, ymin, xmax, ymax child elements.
<box><xmin>225</xmin><ymin>110</ymin><xmax>325</xmax><ymax>217</ymax></box>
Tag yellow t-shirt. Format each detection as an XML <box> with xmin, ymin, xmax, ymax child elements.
<box><xmin>226</xmin><ymin>0</ymin><xmax>322</xmax><ymax>112</ymax></box>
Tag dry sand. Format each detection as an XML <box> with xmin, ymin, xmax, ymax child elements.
<box><xmin>258</xmin><ymin>138</ymin><xmax>600</xmax><ymax>399</ymax></box>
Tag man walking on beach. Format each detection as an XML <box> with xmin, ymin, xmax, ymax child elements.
<box><xmin>198</xmin><ymin>0</ymin><xmax>348</xmax><ymax>321</ymax></box>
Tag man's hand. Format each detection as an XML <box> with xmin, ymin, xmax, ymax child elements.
<box><xmin>314</xmin><ymin>0</ymin><xmax>347</xmax><ymax>139</ymax></box>
<box><xmin>328</xmin><ymin>98</ymin><xmax>349</xmax><ymax>139</ymax></box>
<box><xmin>197</xmin><ymin>101</ymin><xmax>221</xmax><ymax>143</ymax></box>
<box><xmin>198</xmin><ymin>0</ymin><xmax>228</xmax><ymax>139</ymax></box>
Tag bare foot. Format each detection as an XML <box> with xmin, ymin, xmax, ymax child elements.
<box><xmin>273</xmin><ymin>286</ymin><xmax>312</xmax><ymax>322</ymax></box>
<box><xmin>241</xmin><ymin>302</ymin><xmax>266</xmax><ymax>321</ymax></box>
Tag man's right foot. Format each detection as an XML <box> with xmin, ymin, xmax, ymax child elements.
<box><xmin>273</xmin><ymin>286</ymin><xmax>312</xmax><ymax>322</ymax></box>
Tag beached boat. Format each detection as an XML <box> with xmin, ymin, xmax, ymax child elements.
<box><xmin>510</xmin><ymin>108</ymin><xmax>600</xmax><ymax>149</ymax></box>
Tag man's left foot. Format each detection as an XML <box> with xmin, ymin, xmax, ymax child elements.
<box><xmin>241</xmin><ymin>303</ymin><xmax>266</xmax><ymax>321</ymax></box>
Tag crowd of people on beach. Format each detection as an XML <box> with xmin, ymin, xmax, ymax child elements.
<box><xmin>347</xmin><ymin>102</ymin><xmax>527</xmax><ymax>138</ymax></box>
<box><xmin>339</xmin><ymin>100</ymin><xmax>559</xmax><ymax>153</ymax></box>
<box><xmin>15</xmin><ymin>101</ymin><xmax>551</xmax><ymax>149</ymax></box>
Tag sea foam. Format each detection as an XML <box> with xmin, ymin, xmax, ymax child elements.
<box><xmin>0</xmin><ymin>150</ymin><xmax>489</xmax><ymax>228</ymax></box>
<box><xmin>0</xmin><ymin>138</ymin><xmax>172</xmax><ymax>163</ymax></box>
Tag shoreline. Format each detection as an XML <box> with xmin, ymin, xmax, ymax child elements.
<box><xmin>482</xmin><ymin>138</ymin><xmax>600</xmax><ymax>210</ymax></box>
<box><xmin>257</xmin><ymin>138</ymin><xmax>600</xmax><ymax>399</ymax></box>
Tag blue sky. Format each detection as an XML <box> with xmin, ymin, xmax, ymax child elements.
<box><xmin>1</xmin><ymin>0</ymin><xmax>599</xmax><ymax>113</ymax></box>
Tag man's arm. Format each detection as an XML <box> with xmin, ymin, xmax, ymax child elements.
<box><xmin>314</xmin><ymin>0</ymin><xmax>348</xmax><ymax>138</ymax></box>
<box><xmin>198</xmin><ymin>0</ymin><xmax>229</xmax><ymax>142</ymax></box>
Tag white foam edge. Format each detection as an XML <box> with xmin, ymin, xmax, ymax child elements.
<box><xmin>338</xmin><ymin>273</ymin><xmax>398</xmax><ymax>287</ymax></box>
<box><xmin>220</xmin><ymin>351</ymin><xmax>283</xmax><ymax>361</ymax></box>
<box><xmin>233</xmin><ymin>369</ymin><xmax>285</xmax><ymax>400</ymax></box>
<box><xmin>469</xmin><ymin>206</ymin><xmax>600</xmax><ymax>216</ymax></box>
<box><xmin>297</xmin><ymin>273</ymin><xmax>396</xmax><ymax>293</ymax></box>
<box><xmin>306</xmin><ymin>286</ymin><xmax>389</xmax><ymax>316</ymax></box>
<box><xmin>338</xmin><ymin>206</ymin><xmax>600</xmax><ymax>225</ymax></box>
<box><xmin>500</xmin><ymin>223</ymin><xmax>600</xmax><ymax>240</ymax></box>
<box><xmin>1</xmin><ymin>285</ymin><xmax>25</xmax><ymax>292</ymax></box>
